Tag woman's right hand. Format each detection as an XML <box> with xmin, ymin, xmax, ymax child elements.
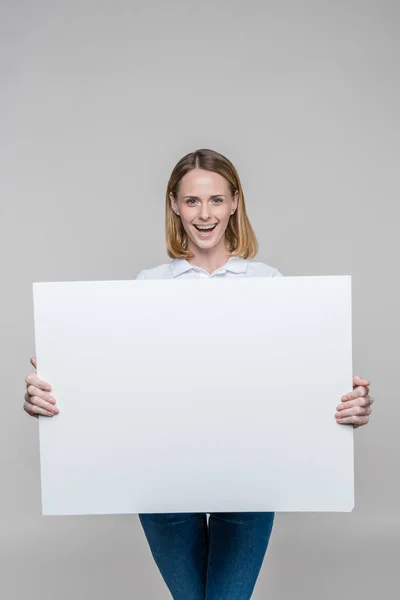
<box><xmin>24</xmin><ymin>357</ymin><xmax>59</xmax><ymax>418</ymax></box>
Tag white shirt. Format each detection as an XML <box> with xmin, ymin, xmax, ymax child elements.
<box><xmin>136</xmin><ymin>257</ymin><xmax>283</xmax><ymax>279</ymax></box>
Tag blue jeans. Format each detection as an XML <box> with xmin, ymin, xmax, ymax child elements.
<box><xmin>139</xmin><ymin>511</ymin><xmax>275</xmax><ymax>599</ymax></box>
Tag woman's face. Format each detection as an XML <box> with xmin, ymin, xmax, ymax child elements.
<box><xmin>170</xmin><ymin>169</ymin><xmax>238</xmax><ymax>253</ymax></box>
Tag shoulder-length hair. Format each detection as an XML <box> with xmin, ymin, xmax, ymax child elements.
<box><xmin>165</xmin><ymin>148</ymin><xmax>258</xmax><ymax>260</ymax></box>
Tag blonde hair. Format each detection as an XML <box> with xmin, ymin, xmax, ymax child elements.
<box><xmin>165</xmin><ymin>148</ymin><xmax>258</xmax><ymax>260</ymax></box>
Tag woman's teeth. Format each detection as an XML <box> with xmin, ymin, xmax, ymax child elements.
<box><xmin>194</xmin><ymin>224</ymin><xmax>217</xmax><ymax>232</ymax></box>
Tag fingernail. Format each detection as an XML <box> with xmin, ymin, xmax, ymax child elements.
<box><xmin>48</xmin><ymin>396</ymin><xmax>56</xmax><ymax>404</ymax></box>
<box><xmin>52</xmin><ymin>407</ymin><xmax>59</xmax><ymax>414</ymax></box>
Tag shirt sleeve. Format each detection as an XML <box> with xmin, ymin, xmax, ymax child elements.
<box><xmin>135</xmin><ymin>270</ymin><xmax>147</xmax><ymax>280</ymax></box>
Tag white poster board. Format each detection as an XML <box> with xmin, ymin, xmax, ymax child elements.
<box><xmin>33</xmin><ymin>276</ymin><xmax>354</xmax><ymax>515</ymax></box>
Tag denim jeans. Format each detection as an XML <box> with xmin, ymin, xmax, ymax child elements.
<box><xmin>138</xmin><ymin>511</ymin><xmax>275</xmax><ymax>600</ymax></box>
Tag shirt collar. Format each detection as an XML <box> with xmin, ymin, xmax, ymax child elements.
<box><xmin>170</xmin><ymin>257</ymin><xmax>248</xmax><ymax>278</ymax></box>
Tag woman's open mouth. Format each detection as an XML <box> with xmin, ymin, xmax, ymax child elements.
<box><xmin>193</xmin><ymin>224</ymin><xmax>218</xmax><ymax>237</ymax></box>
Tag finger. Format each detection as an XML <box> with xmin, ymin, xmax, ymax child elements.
<box><xmin>25</xmin><ymin>373</ymin><xmax>52</xmax><ymax>392</ymax></box>
<box><xmin>24</xmin><ymin>401</ymin><xmax>56</xmax><ymax>418</ymax></box>
<box><xmin>30</xmin><ymin>357</ymin><xmax>37</xmax><ymax>369</ymax></box>
<box><xmin>353</xmin><ymin>375</ymin><xmax>370</xmax><ymax>387</ymax></box>
<box><xmin>341</xmin><ymin>386</ymin><xmax>368</xmax><ymax>402</ymax></box>
<box><xmin>25</xmin><ymin>387</ymin><xmax>56</xmax><ymax>407</ymax></box>
<box><xmin>335</xmin><ymin>405</ymin><xmax>372</xmax><ymax>419</ymax></box>
<box><xmin>355</xmin><ymin>385</ymin><xmax>370</xmax><ymax>395</ymax></box>
<box><xmin>336</xmin><ymin>415</ymin><xmax>370</xmax><ymax>426</ymax></box>
<box><xmin>26</xmin><ymin>393</ymin><xmax>58</xmax><ymax>414</ymax></box>
<box><xmin>25</xmin><ymin>385</ymin><xmax>55</xmax><ymax>403</ymax></box>
<box><xmin>337</xmin><ymin>396</ymin><xmax>373</xmax><ymax>411</ymax></box>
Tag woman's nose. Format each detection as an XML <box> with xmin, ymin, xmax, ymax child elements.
<box><xmin>199</xmin><ymin>203</ymin><xmax>210</xmax><ymax>220</ymax></box>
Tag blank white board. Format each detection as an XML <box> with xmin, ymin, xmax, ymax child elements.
<box><xmin>33</xmin><ymin>276</ymin><xmax>354</xmax><ymax>515</ymax></box>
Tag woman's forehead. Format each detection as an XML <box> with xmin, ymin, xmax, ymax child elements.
<box><xmin>179</xmin><ymin>169</ymin><xmax>229</xmax><ymax>194</ymax></box>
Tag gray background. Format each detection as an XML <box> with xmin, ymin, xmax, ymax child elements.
<box><xmin>1</xmin><ymin>0</ymin><xmax>399</xmax><ymax>598</ymax></box>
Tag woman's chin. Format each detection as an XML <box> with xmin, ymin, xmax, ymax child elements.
<box><xmin>189</xmin><ymin>235</ymin><xmax>222</xmax><ymax>251</ymax></box>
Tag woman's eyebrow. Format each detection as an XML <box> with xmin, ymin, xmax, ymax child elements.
<box><xmin>183</xmin><ymin>194</ymin><xmax>226</xmax><ymax>199</ymax></box>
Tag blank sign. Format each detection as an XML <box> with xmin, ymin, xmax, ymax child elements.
<box><xmin>32</xmin><ymin>275</ymin><xmax>354</xmax><ymax>515</ymax></box>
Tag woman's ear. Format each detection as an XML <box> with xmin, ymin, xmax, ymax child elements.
<box><xmin>169</xmin><ymin>192</ymin><xmax>179</xmax><ymax>216</ymax></box>
<box><xmin>231</xmin><ymin>190</ymin><xmax>239</xmax><ymax>214</ymax></box>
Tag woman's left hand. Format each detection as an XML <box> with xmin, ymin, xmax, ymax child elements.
<box><xmin>335</xmin><ymin>375</ymin><xmax>374</xmax><ymax>429</ymax></box>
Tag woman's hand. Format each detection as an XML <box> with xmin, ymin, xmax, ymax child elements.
<box><xmin>24</xmin><ymin>357</ymin><xmax>59</xmax><ymax>418</ymax></box>
<box><xmin>335</xmin><ymin>375</ymin><xmax>373</xmax><ymax>429</ymax></box>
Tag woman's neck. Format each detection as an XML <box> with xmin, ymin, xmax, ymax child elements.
<box><xmin>187</xmin><ymin>241</ymin><xmax>231</xmax><ymax>274</ymax></box>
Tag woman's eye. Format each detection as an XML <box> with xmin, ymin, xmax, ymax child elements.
<box><xmin>185</xmin><ymin>197</ymin><xmax>222</xmax><ymax>205</ymax></box>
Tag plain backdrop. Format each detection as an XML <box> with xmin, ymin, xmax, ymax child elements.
<box><xmin>1</xmin><ymin>1</ymin><xmax>399</xmax><ymax>598</ymax></box>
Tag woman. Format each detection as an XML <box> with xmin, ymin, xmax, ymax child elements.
<box><xmin>23</xmin><ymin>149</ymin><xmax>374</xmax><ymax>600</ymax></box>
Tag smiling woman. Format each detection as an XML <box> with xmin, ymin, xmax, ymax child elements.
<box><xmin>23</xmin><ymin>147</ymin><xmax>374</xmax><ymax>600</ymax></box>
<box><xmin>165</xmin><ymin>148</ymin><xmax>258</xmax><ymax>273</ymax></box>
<box><xmin>171</xmin><ymin>170</ymin><xmax>238</xmax><ymax>251</ymax></box>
